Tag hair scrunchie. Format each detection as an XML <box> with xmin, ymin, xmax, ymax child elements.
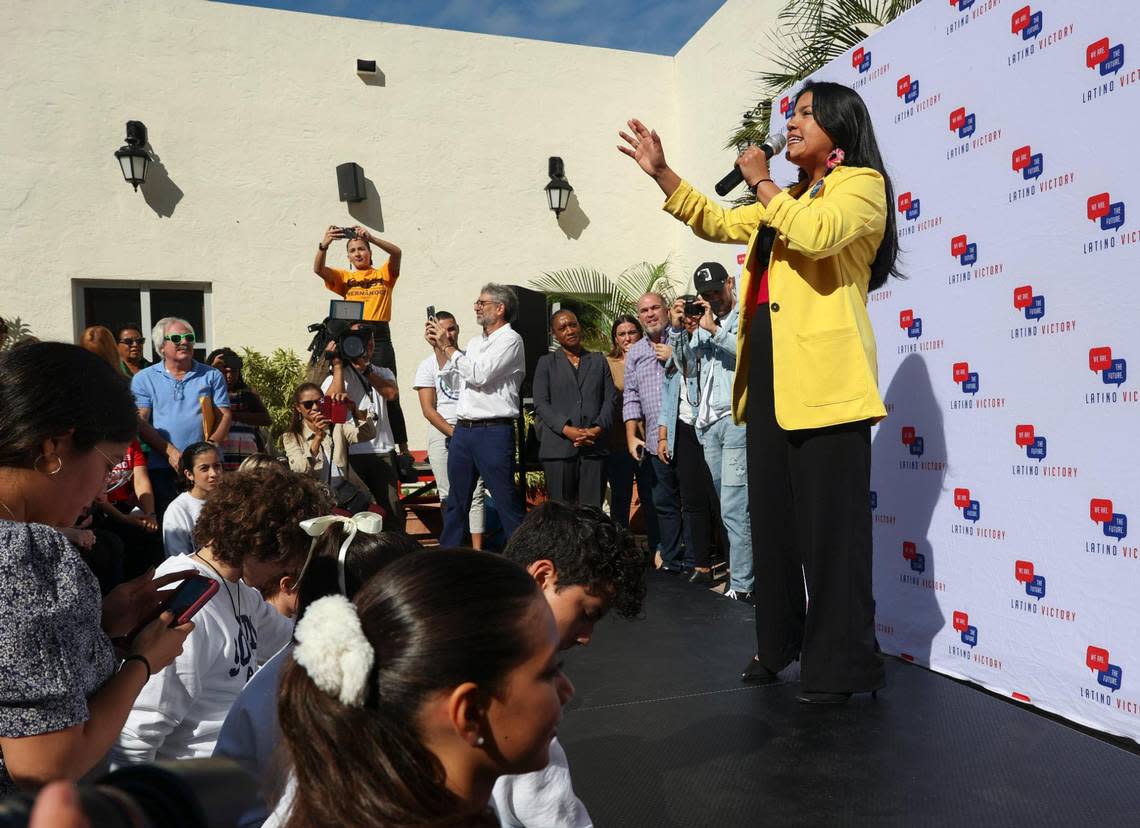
<box><xmin>293</xmin><ymin>594</ymin><xmax>375</xmax><ymax>706</ymax></box>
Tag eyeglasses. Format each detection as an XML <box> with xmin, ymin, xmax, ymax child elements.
<box><xmin>164</xmin><ymin>333</ymin><xmax>196</xmax><ymax>344</ymax></box>
<box><xmin>473</xmin><ymin>299</ymin><xmax>501</xmax><ymax>308</ymax></box>
<box><xmin>118</xmin><ymin>337</ymin><xmax>145</xmax><ymax>345</ymax></box>
<box><xmin>299</xmin><ymin>399</ymin><xmax>321</xmax><ymax>410</ymax></box>
<box><xmin>96</xmin><ymin>445</ymin><xmax>132</xmax><ymax>494</ymax></box>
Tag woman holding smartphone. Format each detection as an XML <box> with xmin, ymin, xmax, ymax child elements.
<box><xmin>0</xmin><ymin>343</ymin><xmax>193</xmax><ymax>794</ymax></box>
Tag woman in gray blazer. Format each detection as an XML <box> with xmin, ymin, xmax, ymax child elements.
<box><xmin>533</xmin><ymin>310</ymin><xmax>617</xmax><ymax>507</ymax></box>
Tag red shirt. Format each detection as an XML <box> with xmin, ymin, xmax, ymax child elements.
<box><xmin>107</xmin><ymin>441</ymin><xmax>146</xmax><ymax>505</ymax></box>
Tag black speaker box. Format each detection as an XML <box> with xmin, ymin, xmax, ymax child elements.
<box><xmin>336</xmin><ymin>162</ymin><xmax>366</xmax><ymax>202</ymax></box>
<box><xmin>508</xmin><ymin>285</ymin><xmax>549</xmax><ymax>398</ymax></box>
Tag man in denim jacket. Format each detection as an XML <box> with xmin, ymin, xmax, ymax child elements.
<box><xmin>660</xmin><ymin>262</ymin><xmax>753</xmax><ymax>599</ymax></box>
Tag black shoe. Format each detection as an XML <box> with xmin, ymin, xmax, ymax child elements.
<box><xmin>796</xmin><ymin>690</ymin><xmax>853</xmax><ymax>705</ymax></box>
<box><xmin>689</xmin><ymin>569</ymin><xmax>713</xmax><ymax>584</ymax></box>
<box><xmin>723</xmin><ymin>588</ymin><xmax>754</xmax><ymax>604</ymax></box>
<box><xmin>741</xmin><ymin>657</ymin><xmax>781</xmax><ymax>685</ymax></box>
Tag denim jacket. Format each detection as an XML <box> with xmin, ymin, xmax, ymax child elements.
<box><xmin>657</xmin><ymin>303</ymin><xmax>740</xmax><ymax>453</ymax></box>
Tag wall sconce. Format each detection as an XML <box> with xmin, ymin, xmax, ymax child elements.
<box><xmin>544</xmin><ymin>157</ymin><xmax>573</xmax><ymax>217</ymax></box>
<box><xmin>336</xmin><ymin>162</ymin><xmax>366</xmax><ymax>202</ymax></box>
<box><xmin>114</xmin><ymin>121</ymin><xmax>150</xmax><ymax>191</ymax></box>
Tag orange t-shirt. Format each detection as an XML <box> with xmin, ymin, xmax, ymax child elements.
<box><xmin>323</xmin><ymin>261</ymin><xmax>398</xmax><ymax>322</ymax></box>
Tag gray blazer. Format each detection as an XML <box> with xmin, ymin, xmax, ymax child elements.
<box><xmin>533</xmin><ymin>350</ymin><xmax>616</xmax><ymax>460</ymax></box>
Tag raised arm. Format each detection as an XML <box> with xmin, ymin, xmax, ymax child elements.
<box><xmin>356</xmin><ymin>227</ymin><xmax>401</xmax><ymax>278</ymax></box>
<box><xmin>313</xmin><ymin>226</ymin><xmax>344</xmax><ymax>283</ymax></box>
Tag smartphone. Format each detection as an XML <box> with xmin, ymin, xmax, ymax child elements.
<box><xmin>318</xmin><ymin>395</ymin><xmax>349</xmax><ymax>424</ymax></box>
<box><xmin>125</xmin><ymin>573</ymin><xmax>219</xmax><ymax>640</ymax></box>
<box><xmin>338</xmin><ymin>226</ymin><xmax>357</xmax><ymax>240</ymax></box>
<box><xmin>426</xmin><ymin>305</ymin><xmax>436</xmax><ymax>320</ymax></box>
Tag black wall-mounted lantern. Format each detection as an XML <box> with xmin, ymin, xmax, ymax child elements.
<box><xmin>544</xmin><ymin>156</ymin><xmax>573</xmax><ymax>217</ymax></box>
<box><xmin>114</xmin><ymin>121</ymin><xmax>150</xmax><ymax>190</ymax></box>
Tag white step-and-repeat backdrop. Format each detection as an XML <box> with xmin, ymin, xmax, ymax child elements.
<box><xmin>750</xmin><ymin>0</ymin><xmax>1140</xmax><ymax>740</ymax></box>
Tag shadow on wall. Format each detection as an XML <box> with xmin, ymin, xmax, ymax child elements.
<box><xmin>872</xmin><ymin>352</ymin><xmax>946</xmax><ymax>668</ymax></box>
<box><xmin>348</xmin><ymin>176</ymin><xmax>385</xmax><ymax>233</ymax></box>
<box><xmin>360</xmin><ymin>68</ymin><xmax>386</xmax><ymax>87</ymax></box>
<box><xmin>142</xmin><ymin>154</ymin><xmax>184</xmax><ymax>218</ymax></box>
<box><xmin>558</xmin><ymin>192</ymin><xmax>590</xmax><ymax>240</ymax></box>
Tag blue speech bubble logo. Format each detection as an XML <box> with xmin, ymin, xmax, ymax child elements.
<box><xmin>1027</xmin><ymin>436</ymin><xmax>1047</xmax><ymax>461</ymax></box>
<box><xmin>1098</xmin><ymin>664</ymin><xmax>1123</xmax><ymax>691</ymax></box>
<box><xmin>961</xmin><ymin>625</ymin><xmax>978</xmax><ymax>647</ymax></box>
<box><xmin>958</xmin><ymin>113</ymin><xmax>976</xmax><ymax>139</ymax></box>
<box><xmin>909</xmin><ymin>436</ymin><xmax>925</xmax><ymax>457</ymax></box>
<box><xmin>905</xmin><ymin>79</ymin><xmax>920</xmax><ymax>104</ymax></box>
<box><xmin>1024</xmin><ymin>153</ymin><xmax>1044</xmax><ymax>181</ymax></box>
<box><xmin>958</xmin><ymin>0</ymin><xmax>974</xmax><ymax>9</ymax></box>
<box><xmin>859</xmin><ymin>52</ymin><xmax>872</xmax><ymax>73</ymax></box>
<box><xmin>1104</xmin><ymin>513</ymin><xmax>1128</xmax><ymax>540</ymax></box>
<box><xmin>1103</xmin><ymin>358</ymin><xmax>1127</xmax><ymax>387</ymax></box>
<box><xmin>1101</xmin><ymin>44</ymin><xmax>1125</xmax><ymax>75</ymax></box>
<box><xmin>1023</xmin><ymin>10</ymin><xmax>1043</xmax><ymax>39</ymax></box>
<box><xmin>961</xmin><ymin>242</ymin><xmax>978</xmax><ymax>266</ymax></box>
<box><xmin>1025</xmin><ymin>294</ymin><xmax>1045</xmax><ymax>321</ymax></box>
<box><xmin>1101</xmin><ymin>202</ymin><xmax>1125</xmax><ymax>231</ymax></box>
<box><xmin>1026</xmin><ymin>574</ymin><xmax>1046</xmax><ymax>600</ymax></box>
<box><xmin>906</xmin><ymin>199</ymin><xmax>921</xmax><ymax>220</ymax></box>
<box><xmin>962</xmin><ymin>372</ymin><xmax>980</xmax><ymax>395</ymax></box>
<box><xmin>869</xmin><ymin>490</ymin><xmax>877</xmax><ymax>510</ymax></box>
<box><xmin>908</xmin><ymin>318</ymin><xmax>923</xmax><ymax>339</ymax></box>
<box><xmin>911</xmin><ymin>553</ymin><xmax>926</xmax><ymax>574</ymax></box>
<box><xmin>963</xmin><ymin>500</ymin><xmax>980</xmax><ymax>523</ymax></box>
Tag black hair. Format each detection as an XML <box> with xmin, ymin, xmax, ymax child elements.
<box><xmin>117</xmin><ymin>322</ymin><xmax>144</xmax><ymax>340</ymax></box>
<box><xmin>549</xmin><ymin>308</ymin><xmax>576</xmax><ymax>330</ymax></box>
<box><xmin>609</xmin><ymin>314</ymin><xmax>642</xmax><ymax>359</ymax></box>
<box><xmin>794</xmin><ymin>80</ymin><xmax>901</xmax><ymax>291</ymax></box>
<box><xmin>288</xmin><ymin>382</ymin><xmax>324</xmax><ymax>437</ymax></box>
<box><xmin>0</xmin><ymin>342</ymin><xmax>138</xmax><ymax>468</ymax></box>
<box><xmin>433</xmin><ymin>310</ymin><xmax>455</xmax><ymax>323</ymax></box>
<box><xmin>504</xmin><ymin>501</ymin><xmax>646</xmax><ymax>618</ymax></box>
<box><xmin>178</xmin><ymin>441</ymin><xmax>221</xmax><ymax>489</ymax></box>
<box><xmin>295</xmin><ymin>528</ymin><xmax>420</xmax><ymax>617</ymax></box>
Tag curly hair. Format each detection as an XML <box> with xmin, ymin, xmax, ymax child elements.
<box><xmin>194</xmin><ymin>469</ymin><xmax>333</xmax><ymax>568</ymax></box>
<box><xmin>504</xmin><ymin>501</ymin><xmax>646</xmax><ymax>618</ymax></box>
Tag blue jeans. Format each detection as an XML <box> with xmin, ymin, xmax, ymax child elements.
<box><xmin>605</xmin><ymin>450</ymin><xmax>660</xmax><ymax>554</ymax></box>
<box><xmin>698</xmin><ymin>415</ymin><xmax>754</xmax><ymax>592</ymax></box>
<box><xmin>441</xmin><ymin>424</ymin><xmax>524</xmax><ymax>547</ymax></box>
<box><xmin>648</xmin><ymin>455</ymin><xmax>683</xmax><ymax>570</ymax></box>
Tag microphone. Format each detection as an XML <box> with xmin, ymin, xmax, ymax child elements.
<box><xmin>714</xmin><ymin>133</ymin><xmax>788</xmax><ymax>196</ymax></box>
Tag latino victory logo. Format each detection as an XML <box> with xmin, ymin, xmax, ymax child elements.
<box><xmin>952</xmin><ymin>611</ymin><xmax>978</xmax><ymax>648</ymax></box>
<box><xmin>899</xmin><ymin>308</ymin><xmax>922</xmax><ymax>339</ymax></box>
<box><xmin>897</xmin><ymin>191</ymin><xmax>920</xmax><ymax>221</ymax></box>
<box><xmin>779</xmin><ymin>95</ymin><xmax>794</xmax><ymax>121</ymax></box>
<box><xmin>901</xmin><ymin>425</ymin><xmax>924</xmax><ymax>457</ymax></box>
<box><xmin>1013</xmin><ymin>560</ymin><xmax>1046</xmax><ymax>600</ymax></box>
<box><xmin>1087</xmin><ymin>37</ymin><xmax>1125</xmax><ymax>76</ymax></box>
<box><xmin>952</xmin><ymin>361</ymin><xmax>979</xmax><ymax>395</ymax></box>
<box><xmin>949</xmin><ymin>106</ymin><xmax>976</xmax><ymax>139</ymax></box>
<box><xmin>852</xmin><ymin>46</ymin><xmax>872</xmax><ymax>74</ymax></box>
<box><xmin>1091</xmin><ymin>498</ymin><xmax>1128</xmax><ymax>541</ymax></box>
<box><xmin>1086</xmin><ymin>646</ymin><xmax>1123</xmax><ymax>693</ymax></box>
<box><xmin>1011</xmin><ymin>5</ymin><xmax>1043</xmax><ymax>41</ymax></box>
<box><xmin>1087</xmin><ymin>192</ymin><xmax>1126</xmax><ymax>231</ymax></box>
<box><xmin>1011</xmin><ymin>145</ymin><xmax>1043</xmax><ymax>182</ymax></box>
<box><xmin>896</xmin><ymin>74</ymin><xmax>920</xmax><ymax>104</ymax></box>
<box><xmin>1013</xmin><ymin>285</ymin><xmax>1045</xmax><ymax>321</ymax></box>
<box><xmin>1014</xmin><ymin>424</ymin><xmax>1047</xmax><ymax>461</ymax></box>
<box><xmin>953</xmin><ymin>487</ymin><xmax>980</xmax><ymax>523</ymax></box>
<box><xmin>950</xmin><ymin>234</ymin><xmax>978</xmax><ymax>266</ymax></box>
<box><xmin>1089</xmin><ymin>346</ymin><xmax>1128</xmax><ymax>389</ymax></box>
<box><xmin>902</xmin><ymin>540</ymin><xmax>925</xmax><ymax>574</ymax></box>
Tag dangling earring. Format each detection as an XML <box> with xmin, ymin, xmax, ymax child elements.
<box><xmin>34</xmin><ymin>454</ymin><xmax>63</xmax><ymax>476</ymax></box>
<box><xmin>826</xmin><ymin>147</ymin><xmax>846</xmax><ymax>170</ymax></box>
<box><xmin>475</xmin><ymin>736</ymin><xmax>485</xmax><ymax>747</ymax></box>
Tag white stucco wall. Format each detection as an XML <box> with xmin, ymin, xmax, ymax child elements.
<box><xmin>0</xmin><ymin>0</ymin><xmax>781</xmax><ymax>449</ymax></box>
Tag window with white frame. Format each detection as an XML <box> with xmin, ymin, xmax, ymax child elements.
<box><xmin>73</xmin><ymin>280</ymin><xmax>213</xmax><ymax>363</ymax></box>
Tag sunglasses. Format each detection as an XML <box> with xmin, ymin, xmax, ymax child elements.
<box><xmin>299</xmin><ymin>399</ymin><xmax>321</xmax><ymax>410</ymax></box>
<box><xmin>164</xmin><ymin>333</ymin><xmax>197</xmax><ymax>344</ymax></box>
<box><xmin>119</xmin><ymin>337</ymin><xmax>146</xmax><ymax>345</ymax></box>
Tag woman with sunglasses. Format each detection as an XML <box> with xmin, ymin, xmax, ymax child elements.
<box><xmin>282</xmin><ymin>383</ymin><xmax>378</xmax><ymax>514</ymax></box>
<box><xmin>116</xmin><ymin>324</ymin><xmax>151</xmax><ymax>376</ymax></box>
<box><xmin>130</xmin><ymin>318</ymin><xmax>231</xmax><ymax>522</ymax></box>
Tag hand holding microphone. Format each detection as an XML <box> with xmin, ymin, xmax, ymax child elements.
<box><xmin>715</xmin><ymin>133</ymin><xmax>787</xmax><ymax>196</ymax></box>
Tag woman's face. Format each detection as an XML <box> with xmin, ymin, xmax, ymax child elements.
<box><xmin>613</xmin><ymin>321</ymin><xmax>641</xmax><ymax>355</ymax></box>
<box><xmin>347</xmin><ymin>238</ymin><xmax>372</xmax><ymax>270</ymax></box>
<box><xmin>483</xmin><ymin>597</ymin><xmax>574</xmax><ymax>775</ymax></box>
<box><xmin>785</xmin><ymin>91</ymin><xmax>835</xmax><ymax>172</ymax></box>
<box><xmin>296</xmin><ymin>389</ymin><xmax>323</xmax><ymax>427</ymax></box>
<box><xmin>551</xmin><ymin>313</ymin><xmax>581</xmax><ymax>351</ymax></box>
<box><xmin>212</xmin><ymin>356</ymin><xmax>240</xmax><ymax>389</ymax></box>
<box><xmin>52</xmin><ymin>438</ymin><xmax>131</xmax><ymax>527</ymax></box>
<box><xmin>118</xmin><ymin>329</ymin><xmax>145</xmax><ymax>362</ymax></box>
<box><xmin>186</xmin><ymin>449</ymin><xmax>223</xmax><ymax>494</ymax></box>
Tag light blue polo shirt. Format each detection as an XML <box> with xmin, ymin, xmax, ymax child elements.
<box><xmin>131</xmin><ymin>361</ymin><xmax>230</xmax><ymax>468</ymax></box>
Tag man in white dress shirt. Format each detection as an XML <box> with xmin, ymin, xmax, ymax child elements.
<box><xmin>427</xmin><ymin>283</ymin><xmax>527</xmax><ymax>546</ymax></box>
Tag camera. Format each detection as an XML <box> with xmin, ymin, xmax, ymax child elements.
<box><xmin>338</xmin><ymin>226</ymin><xmax>358</xmax><ymax>240</ymax></box>
<box><xmin>683</xmin><ymin>300</ymin><xmax>704</xmax><ymax>318</ymax></box>
<box><xmin>0</xmin><ymin>758</ymin><xmax>257</xmax><ymax>828</ymax></box>
<box><xmin>307</xmin><ymin>301</ymin><xmax>370</xmax><ymax>366</ymax></box>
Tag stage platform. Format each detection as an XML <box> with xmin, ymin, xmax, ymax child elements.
<box><xmin>558</xmin><ymin>571</ymin><xmax>1140</xmax><ymax>827</ymax></box>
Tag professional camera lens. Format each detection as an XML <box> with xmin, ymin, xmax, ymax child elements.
<box><xmin>339</xmin><ymin>331</ymin><xmax>368</xmax><ymax>361</ymax></box>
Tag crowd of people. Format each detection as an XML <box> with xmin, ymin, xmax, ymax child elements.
<box><xmin>0</xmin><ymin>78</ymin><xmax>898</xmax><ymax>823</ymax></box>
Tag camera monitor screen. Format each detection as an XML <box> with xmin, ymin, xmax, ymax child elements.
<box><xmin>329</xmin><ymin>300</ymin><xmax>365</xmax><ymax>321</ymax></box>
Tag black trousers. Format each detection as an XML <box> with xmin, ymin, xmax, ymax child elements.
<box><xmin>746</xmin><ymin>304</ymin><xmax>884</xmax><ymax>693</ymax></box>
<box><xmin>348</xmin><ymin>452</ymin><xmax>405</xmax><ymax>531</ymax></box>
<box><xmin>367</xmin><ymin>322</ymin><xmax>408</xmax><ymax>447</ymax></box>
<box><xmin>673</xmin><ymin>420</ymin><xmax>720</xmax><ymax>570</ymax></box>
<box><xmin>542</xmin><ymin>454</ymin><xmax>606</xmax><ymax>508</ymax></box>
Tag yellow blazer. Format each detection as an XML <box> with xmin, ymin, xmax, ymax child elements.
<box><xmin>663</xmin><ymin>165</ymin><xmax>889</xmax><ymax>431</ymax></box>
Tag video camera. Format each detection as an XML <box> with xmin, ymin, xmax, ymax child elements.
<box><xmin>307</xmin><ymin>300</ymin><xmax>371</xmax><ymax>366</ymax></box>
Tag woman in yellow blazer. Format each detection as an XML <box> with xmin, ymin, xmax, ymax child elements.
<box><xmin>620</xmin><ymin>81</ymin><xmax>900</xmax><ymax>704</ymax></box>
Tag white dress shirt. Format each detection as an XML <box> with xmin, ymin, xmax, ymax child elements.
<box><xmin>443</xmin><ymin>323</ymin><xmax>525</xmax><ymax>421</ymax></box>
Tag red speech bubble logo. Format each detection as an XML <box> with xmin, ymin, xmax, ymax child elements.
<box><xmin>1089</xmin><ymin>346</ymin><xmax>1113</xmax><ymax>372</ymax></box>
<box><xmin>1087</xmin><ymin>645</ymin><xmax>1110</xmax><ymax>672</ymax></box>
<box><xmin>954</xmin><ymin>488</ymin><xmax>971</xmax><ymax>509</ymax></box>
<box><xmin>902</xmin><ymin>541</ymin><xmax>917</xmax><ymax>561</ymax></box>
<box><xmin>1014</xmin><ymin>560</ymin><xmax>1035</xmax><ymax>583</ymax></box>
<box><xmin>780</xmin><ymin>96</ymin><xmax>790</xmax><ymax>114</ymax></box>
<box><xmin>900</xmin><ymin>309</ymin><xmax>914</xmax><ymax>329</ymax></box>
<box><xmin>736</xmin><ymin>252</ymin><xmax>746</xmax><ymax>265</ymax></box>
<box><xmin>1087</xmin><ymin>192</ymin><xmax>1111</xmax><ymax>220</ymax></box>
<box><xmin>953</xmin><ymin>362</ymin><xmax>970</xmax><ymax>383</ymax></box>
<box><xmin>898</xmin><ymin>191</ymin><xmax>912</xmax><ymax>212</ymax></box>
<box><xmin>1087</xmin><ymin>38</ymin><xmax>1111</xmax><ymax>68</ymax></box>
<box><xmin>1011</xmin><ymin>145</ymin><xmax>1032</xmax><ymax>171</ymax></box>
<box><xmin>853</xmin><ymin>47</ymin><xmax>865</xmax><ymax>68</ymax></box>
<box><xmin>897</xmin><ymin>75</ymin><xmax>912</xmax><ymax>98</ymax></box>
<box><xmin>901</xmin><ymin>426</ymin><xmax>916</xmax><ymax>446</ymax></box>
<box><xmin>1015</xmin><ymin>424</ymin><xmax>1035</xmax><ymax>447</ymax></box>
<box><xmin>949</xmin><ymin>107</ymin><xmax>966</xmax><ymax>131</ymax></box>
<box><xmin>951</xmin><ymin>234</ymin><xmax>968</xmax><ymax>257</ymax></box>
<box><xmin>1011</xmin><ymin>6</ymin><xmax>1031</xmax><ymax>33</ymax></box>
<box><xmin>953</xmin><ymin>611</ymin><xmax>969</xmax><ymax>633</ymax></box>
<box><xmin>1090</xmin><ymin>498</ymin><xmax>1114</xmax><ymax>524</ymax></box>
<box><xmin>1013</xmin><ymin>285</ymin><xmax>1034</xmax><ymax>309</ymax></box>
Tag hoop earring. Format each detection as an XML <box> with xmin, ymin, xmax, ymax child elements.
<box><xmin>826</xmin><ymin>147</ymin><xmax>846</xmax><ymax>170</ymax></box>
<box><xmin>34</xmin><ymin>454</ymin><xmax>63</xmax><ymax>476</ymax></box>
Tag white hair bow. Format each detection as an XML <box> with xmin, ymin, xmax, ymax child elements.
<box><xmin>293</xmin><ymin>594</ymin><xmax>375</xmax><ymax>706</ymax></box>
<box><xmin>298</xmin><ymin>512</ymin><xmax>384</xmax><ymax>596</ymax></box>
